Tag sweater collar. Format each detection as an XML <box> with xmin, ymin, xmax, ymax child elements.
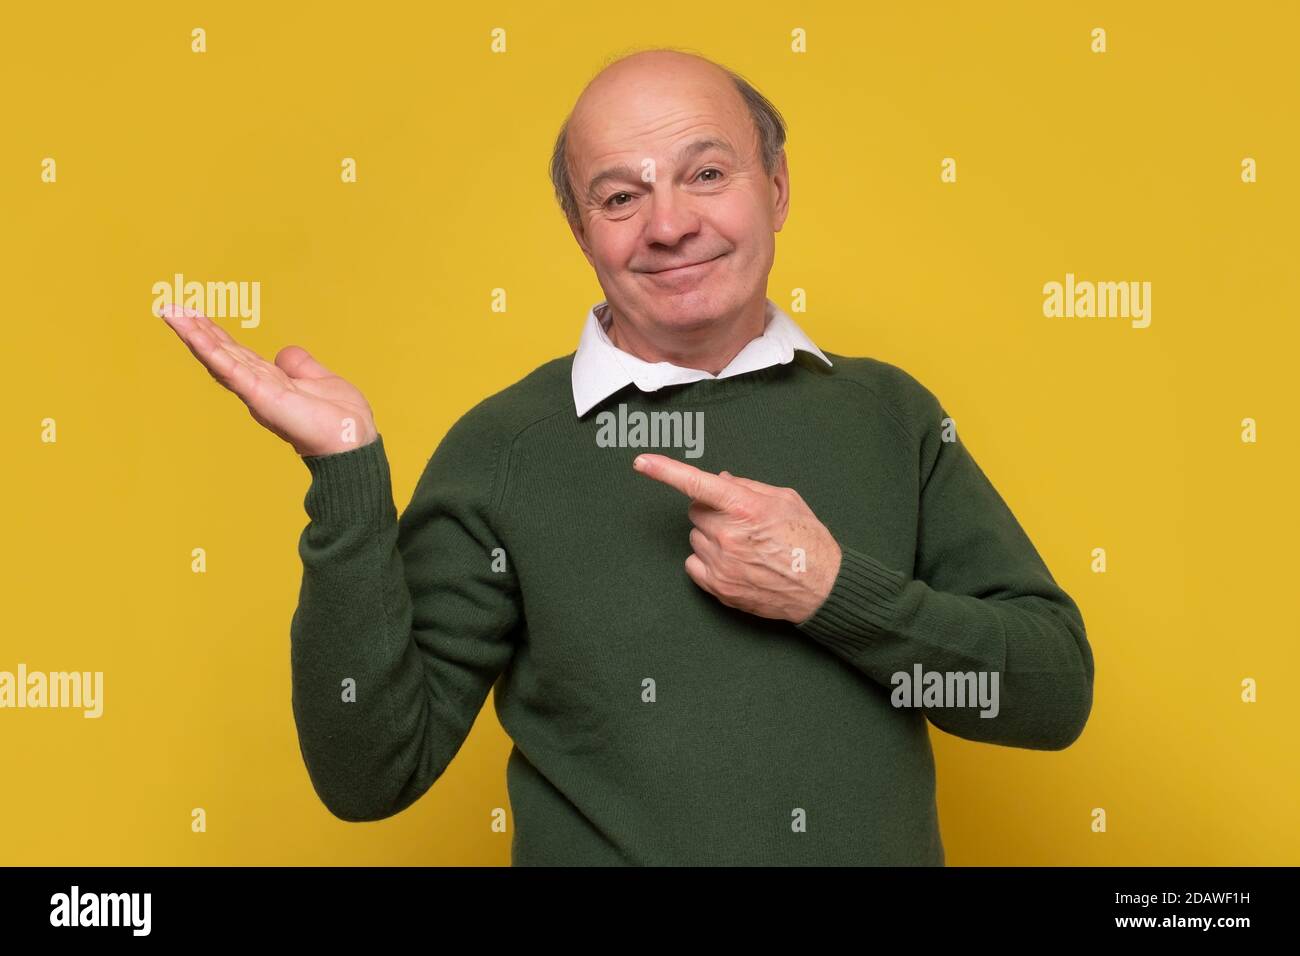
<box><xmin>571</xmin><ymin>297</ymin><xmax>832</xmax><ymax>417</ymax></box>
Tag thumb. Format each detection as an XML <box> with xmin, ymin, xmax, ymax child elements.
<box><xmin>275</xmin><ymin>345</ymin><xmax>334</xmax><ymax>380</ymax></box>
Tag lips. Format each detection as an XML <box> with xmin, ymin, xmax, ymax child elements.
<box><xmin>647</xmin><ymin>253</ymin><xmax>723</xmax><ymax>275</ymax></box>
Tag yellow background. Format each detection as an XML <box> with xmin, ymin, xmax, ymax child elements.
<box><xmin>2</xmin><ymin>1</ymin><xmax>1296</xmax><ymax>865</ymax></box>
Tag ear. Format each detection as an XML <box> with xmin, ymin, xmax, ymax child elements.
<box><xmin>771</xmin><ymin>150</ymin><xmax>790</xmax><ymax>233</ymax></box>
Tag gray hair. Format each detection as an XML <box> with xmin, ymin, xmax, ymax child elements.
<box><xmin>549</xmin><ymin>50</ymin><xmax>787</xmax><ymax>226</ymax></box>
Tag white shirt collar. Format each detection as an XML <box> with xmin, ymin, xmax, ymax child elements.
<box><xmin>571</xmin><ymin>297</ymin><xmax>832</xmax><ymax>416</ymax></box>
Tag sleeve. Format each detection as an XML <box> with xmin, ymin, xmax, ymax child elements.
<box><xmin>288</xmin><ymin>421</ymin><xmax>522</xmax><ymax>821</ymax></box>
<box><xmin>795</xmin><ymin>381</ymin><xmax>1094</xmax><ymax>751</ymax></box>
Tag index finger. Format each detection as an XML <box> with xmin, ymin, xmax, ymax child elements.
<box><xmin>633</xmin><ymin>454</ymin><xmax>735</xmax><ymax>511</ymax></box>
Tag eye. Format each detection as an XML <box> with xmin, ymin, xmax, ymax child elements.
<box><xmin>603</xmin><ymin>169</ymin><xmax>722</xmax><ymax>209</ymax></box>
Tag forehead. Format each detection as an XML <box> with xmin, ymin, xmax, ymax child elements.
<box><xmin>567</xmin><ymin>67</ymin><xmax>751</xmax><ymax>169</ymax></box>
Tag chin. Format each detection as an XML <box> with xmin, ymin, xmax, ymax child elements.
<box><xmin>648</xmin><ymin>290</ymin><xmax>730</xmax><ymax>325</ymax></box>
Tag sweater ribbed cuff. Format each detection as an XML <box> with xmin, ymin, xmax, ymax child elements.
<box><xmin>300</xmin><ymin>434</ymin><xmax>394</xmax><ymax>524</ymax></box>
<box><xmin>795</xmin><ymin>544</ymin><xmax>909</xmax><ymax>655</ymax></box>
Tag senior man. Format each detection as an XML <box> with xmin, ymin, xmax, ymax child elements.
<box><xmin>159</xmin><ymin>48</ymin><xmax>1093</xmax><ymax>865</ymax></box>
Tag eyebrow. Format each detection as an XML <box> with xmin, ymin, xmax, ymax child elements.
<box><xmin>584</xmin><ymin>137</ymin><xmax>737</xmax><ymax>204</ymax></box>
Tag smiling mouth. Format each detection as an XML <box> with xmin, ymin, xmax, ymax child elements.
<box><xmin>646</xmin><ymin>253</ymin><xmax>725</xmax><ymax>275</ymax></box>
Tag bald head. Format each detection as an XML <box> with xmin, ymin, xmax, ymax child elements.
<box><xmin>576</xmin><ymin>49</ymin><xmax>733</xmax><ymax>111</ymax></box>
<box><xmin>570</xmin><ymin>51</ymin><xmax>745</xmax><ymax>159</ymax></box>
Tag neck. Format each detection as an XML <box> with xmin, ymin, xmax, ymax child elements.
<box><xmin>604</xmin><ymin>297</ymin><xmax>768</xmax><ymax>374</ymax></box>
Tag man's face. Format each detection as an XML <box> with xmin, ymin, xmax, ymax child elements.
<box><xmin>565</xmin><ymin>58</ymin><xmax>789</xmax><ymax>336</ymax></box>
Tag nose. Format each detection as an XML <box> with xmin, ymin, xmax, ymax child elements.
<box><xmin>644</xmin><ymin>183</ymin><xmax>701</xmax><ymax>250</ymax></box>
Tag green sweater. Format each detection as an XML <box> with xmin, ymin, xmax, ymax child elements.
<box><xmin>289</xmin><ymin>351</ymin><xmax>1094</xmax><ymax>865</ymax></box>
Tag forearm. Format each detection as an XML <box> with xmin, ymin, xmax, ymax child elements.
<box><xmin>290</xmin><ymin>438</ymin><xmax>437</xmax><ymax>821</ymax></box>
<box><xmin>290</xmin><ymin>425</ymin><xmax>522</xmax><ymax>821</ymax></box>
<box><xmin>797</xmin><ymin>544</ymin><xmax>1094</xmax><ymax>750</ymax></box>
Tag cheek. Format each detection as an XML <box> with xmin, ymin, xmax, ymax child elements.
<box><xmin>586</xmin><ymin>222</ymin><xmax>630</xmax><ymax>264</ymax></box>
<box><xmin>598</xmin><ymin>235</ymin><xmax>639</xmax><ymax>274</ymax></box>
<box><xmin>717</xmin><ymin>204</ymin><xmax>767</xmax><ymax>255</ymax></box>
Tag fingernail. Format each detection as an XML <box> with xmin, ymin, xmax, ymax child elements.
<box><xmin>633</xmin><ymin>456</ymin><xmax>647</xmax><ymax>472</ymax></box>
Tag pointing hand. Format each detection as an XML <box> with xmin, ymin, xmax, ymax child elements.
<box><xmin>633</xmin><ymin>454</ymin><xmax>842</xmax><ymax>624</ymax></box>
